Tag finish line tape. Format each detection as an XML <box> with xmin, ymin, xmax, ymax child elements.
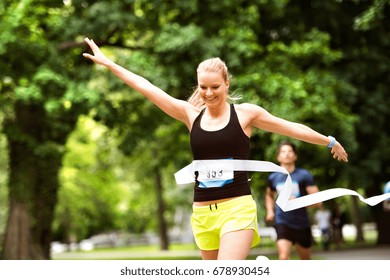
<box><xmin>174</xmin><ymin>159</ymin><xmax>390</xmax><ymax>211</ymax></box>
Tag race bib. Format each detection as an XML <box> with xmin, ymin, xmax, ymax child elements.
<box><xmin>194</xmin><ymin>159</ymin><xmax>234</xmax><ymax>182</ymax></box>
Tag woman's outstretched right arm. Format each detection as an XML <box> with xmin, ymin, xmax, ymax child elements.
<box><xmin>83</xmin><ymin>37</ymin><xmax>197</xmax><ymax>128</ymax></box>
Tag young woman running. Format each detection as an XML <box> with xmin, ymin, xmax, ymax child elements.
<box><xmin>83</xmin><ymin>38</ymin><xmax>348</xmax><ymax>259</ymax></box>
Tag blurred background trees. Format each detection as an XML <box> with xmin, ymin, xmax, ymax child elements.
<box><xmin>0</xmin><ymin>0</ymin><xmax>389</xmax><ymax>259</ymax></box>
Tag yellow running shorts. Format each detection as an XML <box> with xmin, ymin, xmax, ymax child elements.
<box><xmin>191</xmin><ymin>195</ymin><xmax>260</xmax><ymax>251</ymax></box>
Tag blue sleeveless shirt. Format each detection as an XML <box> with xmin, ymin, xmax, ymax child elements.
<box><xmin>268</xmin><ymin>168</ymin><xmax>315</xmax><ymax>228</ymax></box>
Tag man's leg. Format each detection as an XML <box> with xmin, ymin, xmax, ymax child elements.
<box><xmin>277</xmin><ymin>239</ymin><xmax>293</xmax><ymax>260</ymax></box>
<box><xmin>296</xmin><ymin>243</ymin><xmax>311</xmax><ymax>260</ymax></box>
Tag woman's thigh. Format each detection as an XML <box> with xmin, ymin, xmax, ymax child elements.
<box><xmin>217</xmin><ymin>229</ymin><xmax>254</xmax><ymax>260</ymax></box>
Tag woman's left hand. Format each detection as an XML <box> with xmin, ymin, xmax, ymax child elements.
<box><xmin>331</xmin><ymin>142</ymin><xmax>348</xmax><ymax>162</ymax></box>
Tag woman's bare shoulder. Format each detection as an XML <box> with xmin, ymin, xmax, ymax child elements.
<box><xmin>234</xmin><ymin>102</ymin><xmax>266</xmax><ymax>114</ymax></box>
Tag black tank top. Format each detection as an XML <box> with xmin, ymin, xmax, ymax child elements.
<box><xmin>190</xmin><ymin>104</ymin><xmax>252</xmax><ymax>202</ymax></box>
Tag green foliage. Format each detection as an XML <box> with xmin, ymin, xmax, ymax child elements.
<box><xmin>233</xmin><ymin>28</ymin><xmax>357</xmax><ymax>192</ymax></box>
<box><xmin>55</xmin><ymin>117</ymin><xmax>130</xmax><ymax>241</ymax></box>
<box><xmin>155</xmin><ymin>24</ymin><xmax>203</xmax><ymax>53</ymax></box>
<box><xmin>1</xmin><ymin>0</ymin><xmax>389</xmax><ymax>250</ymax></box>
<box><xmin>353</xmin><ymin>0</ymin><xmax>390</xmax><ymax>31</ymax></box>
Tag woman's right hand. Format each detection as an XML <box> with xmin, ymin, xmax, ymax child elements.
<box><xmin>82</xmin><ymin>37</ymin><xmax>111</xmax><ymax>66</ymax></box>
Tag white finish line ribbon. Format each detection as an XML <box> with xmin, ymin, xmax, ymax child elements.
<box><xmin>174</xmin><ymin>159</ymin><xmax>390</xmax><ymax>211</ymax></box>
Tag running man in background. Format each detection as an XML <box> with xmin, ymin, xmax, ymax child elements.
<box><xmin>266</xmin><ymin>140</ymin><xmax>321</xmax><ymax>260</ymax></box>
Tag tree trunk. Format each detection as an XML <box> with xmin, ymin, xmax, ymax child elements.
<box><xmin>154</xmin><ymin>168</ymin><xmax>169</xmax><ymax>251</ymax></box>
<box><xmin>1</xmin><ymin>199</ymin><xmax>43</xmax><ymax>259</ymax></box>
<box><xmin>1</xmin><ymin>139</ymin><xmax>63</xmax><ymax>259</ymax></box>
<box><xmin>1</xmin><ymin>103</ymin><xmax>71</xmax><ymax>259</ymax></box>
<box><xmin>376</xmin><ymin>203</ymin><xmax>390</xmax><ymax>244</ymax></box>
<box><xmin>366</xmin><ymin>186</ymin><xmax>390</xmax><ymax>244</ymax></box>
<box><xmin>350</xmin><ymin>196</ymin><xmax>365</xmax><ymax>243</ymax></box>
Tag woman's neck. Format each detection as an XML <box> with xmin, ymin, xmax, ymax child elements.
<box><xmin>200</xmin><ymin>103</ymin><xmax>230</xmax><ymax>131</ymax></box>
<box><xmin>206</xmin><ymin>102</ymin><xmax>229</xmax><ymax>118</ymax></box>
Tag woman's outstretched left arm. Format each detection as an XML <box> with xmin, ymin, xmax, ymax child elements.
<box><xmin>245</xmin><ymin>103</ymin><xmax>348</xmax><ymax>162</ymax></box>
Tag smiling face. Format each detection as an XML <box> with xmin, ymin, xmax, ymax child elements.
<box><xmin>197</xmin><ymin>71</ymin><xmax>229</xmax><ymax>107</ymax></box>
<box><xmin>196</xmin><ymin>57</ymin><xmax>230</xmax><ymax>108</ymax></box>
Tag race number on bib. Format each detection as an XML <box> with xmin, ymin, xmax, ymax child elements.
<box><xmin>193</xmin><ymin>159</ymin><xmax>234</xmax><ymax>182</ymax></box>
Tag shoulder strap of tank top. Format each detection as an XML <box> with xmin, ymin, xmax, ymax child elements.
<box><xmin>192</xmin><ymin>108</ymin><xmax>206</xmax><ymax>130</ymax></box>
<box><xmin>230</xmin><ymin>103</ymin><xmax>239</xmax><ymax>123</ymax></box>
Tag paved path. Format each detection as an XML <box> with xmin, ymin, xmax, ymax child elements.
<box><xmin>254</xmin><ymin>245</ymin><xmax>390</xmax><ymax>260</ymax></box>
<box><xmin>53</xmin><ymin>246</ymin><xmax>390</xmax><ymax>260</ymax></box>
<box><xmin>311</xmin><ymin>246</ymin><xmax>390</xmax><ymax>260</ymax></box>
<box><xmin>253</xmin><ymin>246</ymin><xmax>390</xmax><ymax>260</ymax></box>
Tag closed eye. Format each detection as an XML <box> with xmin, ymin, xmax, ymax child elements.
<box><xmin>199</xmin><ymin>85</ymin><xmax>220</xmax><ymax>90</ymax></box>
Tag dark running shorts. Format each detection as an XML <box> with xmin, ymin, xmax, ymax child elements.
<box><xmin>274</xmin><ymin>224</ymin><xmax>312</xmax><ymax>248</ymax></box>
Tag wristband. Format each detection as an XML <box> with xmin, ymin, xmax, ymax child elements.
<box><xmin>327</xmin><ymin>136</ymin><xmax>336</xmax><ymax>148</ymax></box>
